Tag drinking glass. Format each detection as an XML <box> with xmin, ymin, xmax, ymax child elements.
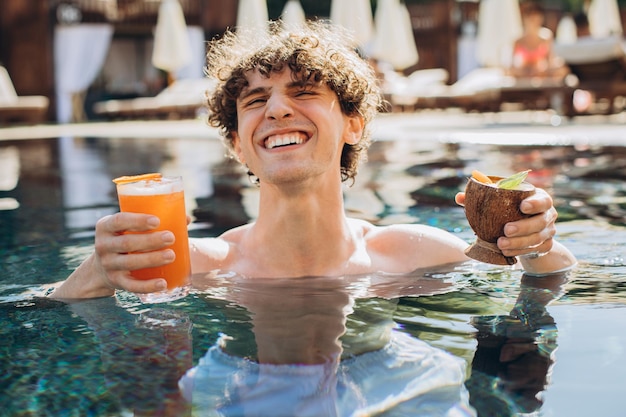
<box><xmin>116</xmin><ymin>176</ymin><xmax>191</xmax><ymax>303</ymax></box>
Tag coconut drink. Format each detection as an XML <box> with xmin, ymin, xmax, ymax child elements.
<box><xmin>463</xmin><ymin>170</ymin><xmax>535</xmax><ymax>265</ymax></box>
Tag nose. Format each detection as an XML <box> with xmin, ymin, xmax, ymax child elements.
<box><xmin>265</xmin><ymin>93</ymin><xmax>293</xmax><ymax>120</ymax></box>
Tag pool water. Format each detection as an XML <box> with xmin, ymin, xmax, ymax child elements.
<box><xmin>1</xmin><ymin>130</ymin><xmax>625</xmax><ymax>416</ymax></box>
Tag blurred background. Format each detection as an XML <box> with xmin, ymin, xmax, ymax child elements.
<box><xmin>1</xmin><ymin>0</ymin><xmax>625</xmax><ymax>124</ymax></box>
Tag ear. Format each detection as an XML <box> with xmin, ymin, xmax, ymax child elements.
<box><xmin>344</xmin><ymin>115</ymin><xmax>365</xmax><ymax>145</ymax></box>
<box><xmin>232</xmin><ymin>132</ymin><xmax>246</xmax><ymax>164</ymax></box>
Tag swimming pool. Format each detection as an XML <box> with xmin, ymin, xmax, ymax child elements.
<box><xmin>1</xmin><ymin>120</ymin><xmax>625</xmax><ymax>416</ymax></box>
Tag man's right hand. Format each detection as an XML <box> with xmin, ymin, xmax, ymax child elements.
<box><xmin>50</xmin><ymin>212</ymin><xmax>175</xmax><ymax>299</ymax></box>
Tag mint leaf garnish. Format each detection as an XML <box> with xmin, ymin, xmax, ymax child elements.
<box><xmin>496</xmin><ymin>170</ymin><xmax>531</xmax><ymax>190</ymax></box>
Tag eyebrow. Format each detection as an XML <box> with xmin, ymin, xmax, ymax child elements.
<box><xmin>239</xmin><ymin>80</ymin><xmax>318</xmax><ymax>101</ymax></box>
<box><xmin>238</xmin><ymin>86</ymin><xmax>268</xmax><ymax>102</ymax></box>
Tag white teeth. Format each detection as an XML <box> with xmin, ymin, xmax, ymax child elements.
<box><xmin>266</xmin><ymin>133</ymin><xmax>304</xmax><ymax>149</ymax></box>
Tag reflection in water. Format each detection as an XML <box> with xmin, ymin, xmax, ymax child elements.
<box><xmin>58</xmin><ymin>136</ymin><xmax>228</xmax><ymax>234</ymax></box>
<box><xmin>59</xmin><ymin>271</ymin><xmax>478</xmax><ymax>416</ymax></box>
<box><xmin>0</xmin><ymin>145</ymin><xmax>20</xmax><ymax>210</ymax></box>
<box><xmin>70</xmin><ymin>299</ymin><xmax>193</xmax><ymax>416</ymax></box>
<box><xmin>59</xmin><ymin>136</ymin><xmax>115</xmax><ymax>231</ymax></box>
<box><xmin>43</xmin><ymin>268</ymin><xmax>570</xmax><ymax>416</ymax></box>
<box><xmin>0</xmin><ymin>145</ymin><xmax>19</xmax><ymax>191</ymax></box>
<box><xmin>182</xmin><ymin>272</ymin><xmax>474</xmax><ymax>416</ymax></box>
<box><xmin>0</xmin><ymin>139</ymin><xmax>65</xmax><ymax>253</ymax></box>
<box><xmin>192</xmin><ymin>158</ymin><xmax>250</xmax><ymax>232</ymax></box>
<box><xmin>467</xmin><ymin>273</ymin><xmax>565</xmax><ymax>415</ymax></box>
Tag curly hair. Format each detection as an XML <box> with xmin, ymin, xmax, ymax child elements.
<box><xmin>204</xmin><ymin>20</ymin><xmax>383</xmax><ymax>183</ymax></box>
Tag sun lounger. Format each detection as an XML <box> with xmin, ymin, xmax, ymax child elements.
<box><xmin>387</xmin><ymin>66</ymin><xmax>576</xmax><ymax>114</ymax></box>
<box><xmin>554</xmin><ymin>37</ymin><xmax>626</xmax><ymax>115</ymax></box>
<box><xmin>498</xmin><ymin>77</ymin><xmax>576</xmax><ymax>114</ymax></box>
<box><xmin>391</xmin><ymin>67</ymin><xmax>510</xmax><ymax>112</ymax></box>
<box><xmin>93</xmin><ymin>78</ymin><xmax>215</xmax><ymax>120</ymax></box>
<box><xmin>0</xmin><ymin>66</ymin><xmax>49</xmax><ymax>125</ymax></box>
<box><xmin>384</xmin><ymin>68</ymin><xmax>450</xmax><ymax>111</ymax></box>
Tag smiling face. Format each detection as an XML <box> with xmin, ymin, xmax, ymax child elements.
<box><xmin>232</xmin><ymin>69</ymin><xmax>363</xmax><ymax>186</ymax></box>
<box><xmin>205</xmin><ymin>22</ymin><xmax>382</xmax><ymax>183</ymax></box>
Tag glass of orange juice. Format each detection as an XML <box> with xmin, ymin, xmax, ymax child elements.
<box><xmin>114</xmin><ymin>174</ymin><xmax>191</xmax><ymax>303</ymax></box>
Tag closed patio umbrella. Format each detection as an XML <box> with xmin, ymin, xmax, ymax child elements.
<box><xmin>556</xmin><ymin>14</ymin><xmax>577</xmax><ymax>44</ymax></box>
<box><xmin>152</xmin><ymin>0</ymin><xmax>191</xmax><ymax>83</ymax></box>
<box><xmin>329</xmin><ymin>0</ymin><xmax>374</xmax><ymax>49</ymax></box>
<box><xmin>588</xmin><ymin>0</ymin><xmax>623</xmax><ymax>38</ymax></box>
<box><xmin>281</xmin><ymin>0</ymin><xmax>306</xmax><ymax>29</ymax></box>
<box><xmin>370</xmin><ymin>0</ymin><xmax>418</xmax><ymax>70</ymax></box>
<box><xmin>476</xmin><ymin>0</ymin><xmax>523</xmax><ymax>67</ymax></box>
<box><xmin>237</xmin><ymin>0</ymin><xmax>269</xmax><ymax>32</ymax></box>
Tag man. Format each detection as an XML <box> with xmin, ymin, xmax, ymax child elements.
<box><xmin>51</xmin><ymin>22</ymin><xmax>576</xmax><ymax>300</ymax></box>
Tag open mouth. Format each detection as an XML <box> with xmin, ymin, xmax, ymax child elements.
<box><xmin>264</xmin><ymin>132</ymin><xmax>307</xmax><ymax>149</ymax></box>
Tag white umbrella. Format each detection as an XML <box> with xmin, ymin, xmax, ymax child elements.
<box><xmin>329</xmin><ymin>0</ymin><xmax>374</xmax><ymax>49</ymax></box>
<box><xmin>152</xmin><ymin>0</ymin><xmax>191</xmax><ymax>77</ymax></box>
<box><xmin>588</xmin><ymin>0</ymin><xmax>623</xmax><ymax>38</ymax></box>
<box><xmin>556</xmin><ymin>14</ymin><xmax>577</xmax><ymax>44</ymax></box>
<box><xmin>236</xmin><ymin>0</ymin><xmax>269</xmax><ymax>32</ymax></box>
<box><xmin>281</xmin><ymin>0</ymin><xmax>306</xmax><ymax>29</ymax></box>
<box><xmin>370</xmin><ymin>0</ymin><xmax>418</xmax><ymax>71</ymax></box>
<box><xmin>476</xmin><ymin>0</ymin><xmax>523</xmax><ymax>67</ymax></box>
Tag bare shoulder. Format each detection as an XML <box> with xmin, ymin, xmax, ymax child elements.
<box><xmin>356</xmin><ymin>219</ymin><xmax>470</xmax><ymax>271</ymax></box>
<box><xmin>189</xmin><ymin>224</ymin><xmax>250</xmax><ymax>273</ymax></box>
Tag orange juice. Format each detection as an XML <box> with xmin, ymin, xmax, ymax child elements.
<box><xmin>115</xmin><ymin>176</ymin><xmax>191</xmax><ymax>301</ymax></box>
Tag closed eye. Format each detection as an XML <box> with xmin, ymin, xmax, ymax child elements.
<box><xmin>243</xmin><ymin>96</ymin><xmax>267</xmax><ymax>108</ymax></box>
<box><xmin>239</xmin><ymin>86</ymin><xmax>270</xmax><ymax>109</ymax></box>
<box><xmin>293</xmin><ymin>85</ymin><xmax>320</xmax><ymax>98</ymax></box>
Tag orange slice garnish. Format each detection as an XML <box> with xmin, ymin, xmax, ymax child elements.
<box><xmin>471</xmin><ymin>169</ymin><xmax>493</xmax><ymax>184</ymax></box>
<box><xmin>112</xmin><ymin>173</ymin><xmax>163</xmax><ymax>185</ymax></box>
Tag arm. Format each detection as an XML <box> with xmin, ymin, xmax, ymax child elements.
<box><xmin>50</xmin><ymin>212</ymin><xmax>175</xmax><ymax>299</ymax></box>
<box><xmin>456</xmin><ymin>188</ymin><xmax>577</xmax><ymax>275</ymax></box>
<box><xmin>365</xmin><ymin>221</ymin><xmax>469</xmax><ymax>274</ymax></box>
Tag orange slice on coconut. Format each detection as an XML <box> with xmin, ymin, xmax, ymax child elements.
<box><xmin>112</xmin><ymin>173</ymin><xmax>163</xmax><ymax>185</ymax></box>
<box><xmin>471</xmin><ymin>170</ymin><xmax>493</xmax><ymax>185</ymax></box>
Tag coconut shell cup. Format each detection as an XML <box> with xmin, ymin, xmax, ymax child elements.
<box><xmin>463</xmin><ymin>176</ymin><xmax>536</xmax><ymax>265</ymax></box>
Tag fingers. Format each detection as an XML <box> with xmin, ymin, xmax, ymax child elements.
<box><xmin>519</xmin><ymin>188</ymin><xmax>553</xmax><ymax>215</ymax></box>
<box><xmin>504</xmin><ymin>206</ymin><xmax>558</xmax><ymax>237</ymax></box>
<box><xmin>455</xmin><ymin>192</ymin><xmax>466</xmax><ymax>206</ymax></box>
<box><xmin>462</xmin><ymin>185</ymin><xmax>561</xmax><ymax>259</ymax></box>
<box><xmin>499</xmin><ymin>236</ymin><xmax>555</xmax><ymax>258</ymax></box>
<box><xmin>95</xmin><ymin>216</ymin><xmax>175</xmax><ymax>267</ymax></box>
<box><xmin>499</xmin><ymin>202</ymin><xmax>558</xmax><ymax>257</ymax></box>
<box><xmin>94</xmin><ymin>249</ymin><xmax>174</xmax><ymax>294</ymax></box>
<box><xmin>99</xmin><ymin>244</ymin><xmax>176</xmax><ymax>272</ymax></box>
<box><xmin>93</xmin><ymin>212</ymin><xmax>176</xmax><ymax>293</ymax></box>
<box><xmin>101</xmin><ymin>230</ymin><xmax>175</xmax><ymax>256</ymax></box>
<box><xmin>97</xmin><ymin>212</ymin><xmax>160</xmax><ymax>234</ymax></box>
<box><xmin>110</xmin><ymin>274</ymin><xmax>168</xmax><ymax>294</ymax></box>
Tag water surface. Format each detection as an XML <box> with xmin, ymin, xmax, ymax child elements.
<box><xmin>1</xmin><ymin>133</ymin><xmax>625</xmax><ymax>416</ymax></box>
